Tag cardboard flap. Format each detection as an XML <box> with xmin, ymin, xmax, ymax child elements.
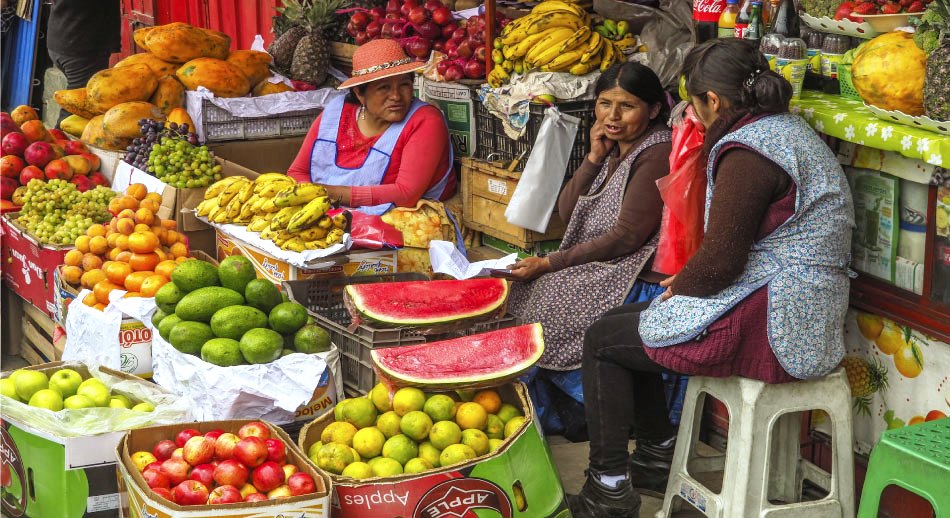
<box><xmin>64</xmin><ymin>431</ymin><xmax>126</xmax><ymax>469</ymax></box>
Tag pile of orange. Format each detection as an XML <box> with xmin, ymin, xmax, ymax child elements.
<box><xmin>61</xmin><ymin>183</ymin><xmax>191</xmax><ymax>311</ymax></box>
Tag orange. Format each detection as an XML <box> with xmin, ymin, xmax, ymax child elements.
<box><xmin>150</xmin><ymin>226</ymin><xmax>167</xmax><ymax>244</ymax></box>
<box><xmin>82</xmin><ymin>292</ymin><xmax>98</xmax><ymax>307</ymax></box>
<box><xmin>81</xmin><ymin>269</ymin><xmax>107</xmax><ymax>289</ymax></box>
<box><xmin>117</xmin><ymin>196</ymin><xmax>139</xmax><ymax>211</ymax></box>
<box><xmin>108</xmin><ymin>218</ymin><xmax>119</xmax><ymax>233</ymax></box>
<box><xmin>169</xmin><ymin>242</ymin><xmax>188</xmax><ymax>258</ymax></box>
<box><xmin>106</xmin><ymin>233</ymin><xmax>120</xmax><ymax>249</ymax></box>
<box><xmin>64</xmin><ymin>249</ymin><xmax>83</xmax><ymax>267</ymax></box>
<box><xmin>116</xmin><ymin>208</ymin><xmax>136</xmax><ymax>220</ymax></box>
<box><xmin>129</xmin><ymin>232</ymin><xmax>159</xmax><ymax>254</ymax></box>
<box><xmin>176</xmin><ymin>256</ymin><xmax>189</xmax><ymax>263</ymax></box>
<box><xmin>123</xmin><ymin>292</ymin><xmax>144</xmax><ymax>298</ymax></box>
<box><xmin>127</xmin><ymin>183</ymin><xmax>148</xmax><ymax>201</ymax></box>
<box><xmin>473</xmin><ymin>390</ymin><xmax>502</xmax><ymax>414</ymax></box>
<box><xmin>124</xmin><ymin>271</ymin><xmax>151</xmax><ymax>292</ymax></box>
<box><xmin>116</xmin><ymin>218</ymin><xmax>135</xmax><ymax>236</ymax></box>
<box><xmin>129</xmin><ymin>252</ymin><xmax>161</xmax><ymax>272</ymax></box>
<box><xmin>140</xmin><ymin>274</ymin><xmax>169</xmax><ymax>297</ymax></box>
<box><xmin>134</xmin><ymin>223</ymin><xmax>152</xmax><ymax>233</ymax></box>
<box><xmin>162</xmin><ymin>230</ymin><xmax>180</xmax><ymax>246</ymax></box>
<box><xmin>145</xmin><ymin>192</ymin><xmax>163</xmax><ymax>205</ymax></box>
<box><xmin>104</xmin><ymin>261</ymin><xmax>133</xmax><ymax>285</ymax></box>
<box><xmin>81</xmin><ymin>253</ymin><xmax>103</xmax><ymax>272</ymax></box>
<box><xmin>107</xmin><ymin>247</ymin><xmax>122</xmax><ymax>261</ymax></box>
<box><xmin>88</xmin><ymin>235</ymin><xmax>108</xmax><ymax>255</ymax></box>
<box><xmin>161</xmin><ymin>219</ymin><xmax>177</xmax><ymax>230</ymax></box>
<box><xmin>108</xmin><ymin>197</ymin><xmax>122</xmax><ymax>214</ymax></box>
<box><xmin>93</xmin><ymin>280</ymin><xmax>121</xmax><ymax>304</ymax></box>
<box><xmin>154</xmin><ymin>248</ymin><xmax>168</xmax><ymax>262</ymax></box>
<box><xmin>93</xmin><ymin>303</ymin><xmax>106</xmax><ymax>312</ymax></box>
<box><xmin>115</xmin><ymin>234</ymin><xmax>130</xmax><ymax>251</ymax></box>
<box><xmin>139</xmin><ymin>199</ymin><xmax>161</xmax><ymax>214</ymax></box>
<box><xmin>134</xmin><ymin>207</ymin><xmax>155</xmax><ymax>226</ymax></box>
<box><xmin>154</xmin><ymin>259</ymin><xmax>177</xmax><ymax>279</ymax></box>
<box><xmin>75</xmin><ymin>235</ymin><xmax>91</xmax><ymax>254</ymax></box>
<box><xmin>61</xmin><ymin>265</ymin><xmax>82</xmax><ymax>286</ymax></box>
<box><xmin>115</xmin><ymin>250</ymin><xmax>132</xmax><ymax>263</ymax></box>
<box><xmin>86</xmin><ymin>224</ymin><xmax>106</xmax><ymax>238</ymax></box>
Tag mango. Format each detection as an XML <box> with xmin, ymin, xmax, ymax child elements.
<box><xmin>150</xmin><ymin>75</ymin><xmax>186</xmax><ymax>115</ymax></box>
<box><xmin>53</xmin><ymin>88</ymin><xmax>99</xmax><ymax>119</ymax></box>
<box><xmin>60</xmin><ymin>115</ymin><xmax>89</xmax><ymax>138</ymax></box>
<box><xmin>86</xmin><ymin>64</ymin><xmax>158</xmax><ymax>113</ymax></box>
<box><xmin>144</xmin><ymin>23</ymin><xmax>230</xmax><ymax>63</ymax></box>
<box><xmin>252</xmin><ymin>79</ymin><xmax>294</xmax><ymax>97</ymax></box>
<box><xmin>226</xmin><ymin>50</ymin><xmax>272</xmax><ymax>87</ymax></box>
<box><xmin>103</xmin><ymin>101</ymin><xmax>165</xmax><ymax>139</ymax></box>
<box><xmin>176</xmin><ymin>58</ymin><xmax>250</xmax><ymax>98</ymax></box>
<box><xmin>80</xmin><ymin>115</ymin><xmax>130</xmax><ymax>151</ymax></box>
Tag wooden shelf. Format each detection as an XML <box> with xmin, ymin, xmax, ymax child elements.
<box><xmin>850</xmin><ymin>275</ymin><xmax>950</xmax><ymax>343</ymax></box>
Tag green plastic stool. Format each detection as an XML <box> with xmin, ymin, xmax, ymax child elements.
<box><xmin>858</xmin><ymin>418</ymin><xmax>950</xmax><ymax>517</ymax></box>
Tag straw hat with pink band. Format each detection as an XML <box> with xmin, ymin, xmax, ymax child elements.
<box><xmin>339</xmin><ymin>39</ymin><xmax>427</xmax><ymax>90</ymax></box>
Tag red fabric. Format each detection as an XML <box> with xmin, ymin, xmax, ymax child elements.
<box><xmin>287</xmin><ymin>101</ymin><xmax>455</xmax><ymax>207</ymax></box>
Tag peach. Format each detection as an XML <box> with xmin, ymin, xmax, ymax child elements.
<box><xmin>62</xmin><ymin>155</ymin><xmax>91</xmax><ymax>176</ymax></box>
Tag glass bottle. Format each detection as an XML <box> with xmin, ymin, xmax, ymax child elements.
<box><xmin>694</xmin><ymin>0</ymin><xmax>727</xmax><ymax>43</ymax></box>
<box><xmin>718</xmin><ymin>0</ymin><xmax>740</xmax><ymax>38</ymax></box>
<box><xmin>769</xmin><ymin>0</ymin><xmax>801</xmax><ymax>37</ymax></box>
<box><xmin>734</xmin><ymin>0</ymin><xmax>753</xmax><ymax>39</ymax></box>
<box><xmin>745</xmin><ymin>1</ymin><xmax>765</xmax><ymax>46</ymax></box>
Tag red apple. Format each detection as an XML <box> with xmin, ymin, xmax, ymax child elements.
<box><xmin>152</xmin><ymin>440</ymin><xmax>178</xmax><ymax>462</ymax></box>
<box><xmin>79</xmin><ymin>152</ymin><xmax>100</xmax><ymax>171</ymax></box>
<box><xmin>369</xmin><ymin>6</ymin><xmax>385</xmax><ymax>19</ymax></box>
<box><xmin>442</xmin><ymin>22</ymin><xmax>459</xmax><ymax>39</ymax></box>
<box><xmin>251</xmin><ymin>461</ymin><xmax>285</xmax><ymax>493</ymax></box>
<box><xmin>188</xmin><ymin>463</ymin><xmax>215</xmax><ymax>488</ymax></box>
<box><xmin>173</xmin><ymin>480</ymin><xmax>210</xmax><ymax>506</ymax></box>
<box><xmin>444</xmin><ymin>64</ymin><xmax>464</xmax><ymax>81</ymax></box>
<box><xmin>287</xmin><ymin>472</ymin><xmax>317</xmax><ymax>496</ymax></box>
<box><xmin>237</xmin><ymin>422</ymin><xmax>270</xmax><ymax>440</ymax></box>
<box><xmin>209</xmin><ymin>484</ymin><xmax>244</xmax><ymax>504</ymax></box>
<box><xmin>282</xmin><ymin>463</ymin><xmax>298</xmax><ymax>481</ymax></box>
<box><xmin>400</xmin><ymin>0</ymin><xmax>418</xmax><ymax>18</ymax></box>
<box><xmin>2</xmin><ymin>133</ymin><xmax>29</xmax><ymax>157</ymax></box>
<box><xmin>473</xmin><ymin>44</ymin><xmax>487</xmax><ymax>62</ymax></box>
<box><xmin>1</xmin><ymin>177</ymin><xmax>17</xmax><ymax>200</ymax></box>
<box><xmin>205</xmin><ymin>429</ymin><xmax>224</xmax><ymax>441</ymax></box>
<box><xmin>213</xmin><ymin>459</ymin><xmax>249</xmax><ymax>487</ymax></box>
<box><xmin>160</xmin><ymin>458</ymin><xmax>191</xmax><ymax>486</ymax></box>
<box><xmin>432</xmin><ymin>6</ymin><xmax>453</xmax><ymax>25</ymax></box>
<box><xmin>0</xmin><ymin>113</ymin><xmax>20</xmax><ymax>140</ymax></box>
<box><xmin>171</xmin><ymin>448</ymin><xmax>184</xmax><ymax>460</ymax></box>
<box><xmin>414</xmin><ymin>20</ymin><xmax>441</xmax><ymax>39</ymax></box>
<box><xmin>432</xmin><ymin>40</ymin><xmax>446</xmax><ymax>52</ymax></box>
<box><xmin>351</xmin><ymin>10</ymin><xmax>371</xmax><ymax>28</ymax></box>
<box><xmin>152</xmin><ymin>487</ymin><xmax>173</xmax><ymax>502</ymax></box>
<box><xmin>408</xmin><ymin>5</ymin><xmax>429</xmax><ymax>24</ymax></box>
<box><xmin>48</xmin><ymin>129</ymin><xmax>67</xmax><ymax>140</ymax></box>
<box><xmin>437</xmin><ymin>59</ymin><xmax>452</xmax><ymax>76</ymax></box>
<box><xmin>19</xmin><ymin>165</ymin><xmax>43</xmax><ymax>185</ymax></box>
<box><xmin>131</xmin><ymin>451</ymin><xmax>158</xmax><ymax>472</ymax></box>
<box><xmin>385</xmin><ymin>0</ymin><xmax>400</xmax><ymax>14</ymax></box>
<box><xmin>183</xmin><ymin>435</ymin><xmax>216</xmax><ymax>466</ymax></box>
<box><xmin>355</xmin><ymin>31</ymin><xmax>371</xmax><ymax>45</ymax></box>
<box><xmin>176</xmin><ymin>428</ymin><xmax>201</xmax><ymax>448</ymax></box>
<box><xmin>267</xmin><ymin>485</ymin><xmax>293</xmax><ymax>499</ymax></box>
<box><xmin>234</xmin><ymin>436</ymin><xmax>268</xmax><ymax>468</ymax></box>
<box><xmin>145</xmin><ymin>461</ymin><xmax>163</xmax><ymax>473</ymax></box>
<box><xmin>451</xmin><ymin>27</ymin><xmax>467</xmax><ymax>40</ymax></box>
<box><xmin>44</xmin><ymin>158</ymin><xmax>74</xmax><ymax>180</ymax></box>
<box><xmin>23</xmin><ymin>142</ymin><xmax>56</xmax><ymax>168</ymax></box>
<box><xmin>263</xmin><ymin>438</ymin><xmax>287</xmax><ymax>464</ymax></box>
<box><xmin>424</xmin><ymin>0</ymin><xmax>442</xmax><ymax>11</ymax></box>
<box><xmin>457</xmin><ymin>40</ymin><xmax>474</xmax><ymax>59</ymax></box>
<box><xmin>70</xmin><ymin>174</ymin><xmax>92</xmax><ymax>192</ymax></box>
<box><xmin>143</xmin><ymin>468</ymin><xmax>171</xmax><ymax>490</ymax></box>
<box><xmin>463</xmin><ymin>59</ymin><xmax>486</xmax><ymax>79</ymax></box>
<box><xmin>88</xmin><ymin>171</ymin><xmax>108</xmax><ymax>186</ymax></box>
<box><xmin>405</xmin><ymin>37</ymin><xmax>432</xmax><ymax>59</ymax></box>
<box><xmin>1</xmin><ymin>155</ymin><xmax>25</xmax><ymax>178</ymax></box>
<box><xmin>215</xmin><ymin>433</ymin><xmax>241</xmax><ymax>460</ymax></box>
<box><xmin>366</xmin><ymin>20</ymin><xmax>382</xmax><ymax>38</ymax></box>
<box><xmin>63</xmin><ymin>140</ymin><xmax>88</xmax><ymax>155</ymax></box>
<box><xmin>245</xmin><ymin>493</ymin><xmax>268</xmax><ymax>503</ymax></box>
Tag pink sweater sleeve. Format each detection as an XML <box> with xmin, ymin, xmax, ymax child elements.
<box><xmin>349</xmin><ymin>106</ymin><xmax>450</xmax><ymax>208</ymax></box>
<box><xmin>286</xmin><ymin>113</ymin><xmax>322</xmax><ymax>183</ymax></box>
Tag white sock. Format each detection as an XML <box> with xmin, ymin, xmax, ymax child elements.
<box><xmin>597</xmin><ymin>473</ymin><xmax>628</xmax><ymax>489</ymax></box>
<box><xmin>657</xmin><ymin>436</ymin><xmax>676</xmax><ymax>448</ymax></box>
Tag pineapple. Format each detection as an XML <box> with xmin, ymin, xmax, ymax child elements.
<box><xmin>281</xmin><ymin>0</ymin><xmax>351</xmax><ymax>87</ymax></box>
<box><xmin>911</xmin><ymin>0</ymin><xmax>949</xmax><ymax>121</ymax></box>
<box><xmin>269</xmin><ymin>25</ymin><xmax>308</xmax><ymax>73</ymax></box>
<box><xmin>841</xmin><ymin>355</ymin><xmax>889</xmax><ymax>416</ymax></box>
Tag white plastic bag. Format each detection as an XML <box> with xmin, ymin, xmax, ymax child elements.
<box><xmin>63</xmin><ymin>290</ymin><xmax>127</xmax><ymax>370</ymax></box>
<box><xmin>504</xmin><ymin>107</ymin><xmax>580</xmax><ymax>233</ymax></box>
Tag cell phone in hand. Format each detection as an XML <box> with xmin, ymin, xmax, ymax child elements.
<box><xmin>488</xmin><ymin>269</ymin><xmax>514</xmax><ymax>279</ymax></box>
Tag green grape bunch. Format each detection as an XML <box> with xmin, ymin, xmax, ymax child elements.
<box><xmin>146</xmin><ymin>133</ymin><xmax>223</xmax><ymax>189</ymax></box>
<box><xmin>15</xmin><ymin>179</ymin><xmax>116</xmax><ymax>245</ymax></box>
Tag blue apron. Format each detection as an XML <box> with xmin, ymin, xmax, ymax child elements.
<box><xmin>309</xmin><ymin>96</ymin><xmax>454</xmax><ymax>216</ymax></box>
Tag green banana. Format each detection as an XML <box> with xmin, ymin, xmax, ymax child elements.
<box><xmin>594</xmin><ymin>25</ymin><xmax>612</xmax><ymax>38</ymax></box>
<box><xmin>602</xmin><ymin>19</ymin><xmax>618</xmax><ymax>35</ymax></box>
<box><xmin>616</xmin><ymin>20</ymin><xmax>629</xmax><ymax>37</ymax></box>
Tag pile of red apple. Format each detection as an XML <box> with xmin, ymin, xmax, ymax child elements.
<box><xmin>1</xmin><ymin>106</ymin><xmax>109</xmax><ymax>211</ymax></box>
<box><xmin>834</xmin><ymin>0</ymin><xmax>930</xmax><ymax>19</ymax></box>
<box><xmin>130</xmin><ymin>421</ymin><xmax>319</xmax><ymax>506</ymax></box>
<box><xmin>346</xmin><ymin>0</ymin><xmax>507</xmax><ymax>80</ymax></box>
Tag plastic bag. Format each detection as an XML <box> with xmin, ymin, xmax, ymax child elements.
<box><xmin>620</xmin><ymin>0</ymin><xmax>694</xmax><ymax>88</ymax></box>
<box><xmin>344</xmin><ymin>209</ymin><xmax>404</xmax><ymax>249</ymax></box>
<box><xmin>654</xmin><ymin>103</ymin><xmax>707</xmax><ymax>275</ymax></box>
<box><xmin>504</xmin><ymin>107</ymin><xmax>580</xmax><ymax>233</ymax></box>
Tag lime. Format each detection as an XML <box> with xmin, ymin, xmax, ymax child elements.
<box><xmin>382</xmin><ymin>434</ymin><xmax>418</xmax><ymax>466</ymax></box>
<box><xmin>423</xmin><ymin>394</ymin><xmax>456</xmax><ymax>422</ymax></box>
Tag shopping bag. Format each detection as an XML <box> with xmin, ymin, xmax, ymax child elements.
<box><xmin>505</xmin><ymin>107</ymin><xmax>580</xmax><ymax>233</ymax></box>
<box><xmin>653</xmin><ymin>103</ymin><xmax>707</xmax><ymax>275</ymax></box>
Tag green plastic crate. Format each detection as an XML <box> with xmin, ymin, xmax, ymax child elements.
<box><xmin>837</xmin><ymin>64</ymin><xmax>862</xmax><ymax>102</ymax></box>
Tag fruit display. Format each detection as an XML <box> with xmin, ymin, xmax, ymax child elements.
<box><xmin>196</xmin><ymin>174</ymin><xmax>348</xmax><ymax>251</ymax></box>
<box><xmin>13</xmin><ymin>179</ymin><xmax>115</xmax><ymax>245</ymax></box>
<box><xmin>1</xmin><ymin>108</ymin><xmax>110</xmax><ymax>212</ymax></box>
<box><xmin>149</xmin><ymin>256</ymin><xmax>332</xmax><ymax>365</ymax></box>
<box><xmin>123</xmin><ymin>118</ymin><xmax>221</xmax><ymax>188</ymax></box>
<box><xmin>59</xmin><ymin>183</ymin><xmax>190</xmax><ymax>308</ymax></box>
<box><xmin>911</xmin><ymin>0</ymin><xmax>949</xmax><ymax>121</ymax></box>
<box><xmin>129</xmin><ymin>421</ymin><xmax>321</xmax><ymax>505</ymax></box>
<box><xmin>310</xmin><ymin>384</ymin><xmax>527</xmax><ymax>478</ymax></box>
<box><xmin>370</xmin><ymin>324</ymin><xmax>544</xmax><ymax>389</ymax></box>
<box><xmin>852</xmin><ymin>31</ymin><xmax>927</xmax><ymax>115</ymax></box>
<box><xmin>269</xmin><ymin>0</ymin><xmax>350</xmax><ymax>87</ymax></box>
<box><xmin>1</xmin><ymin>367</ymin><xmax>154</xmax><ymax>412</ymax></box>
<box><xmin>831</xmin><ymin>0</ymin><xmax>930</xmax><ymax>18</ymax></box>
<box><xmin>345</xmin><ymin>277</ymin><xmax>509</xmax><ymax>326</ymax></box>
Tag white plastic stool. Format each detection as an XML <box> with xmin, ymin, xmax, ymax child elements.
<box><xmin>655</xmin><ymin>367</ymin><xmax>855</xmax><ymax>518</ymax></box>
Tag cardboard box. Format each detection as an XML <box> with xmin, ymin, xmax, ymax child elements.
<box><xmin>116</xmin><ymin>420</ymin><xmax>332</xmax><ymax>518</ymax></box>
<box><xmin>208</xmin><ymin>136</ymin><xmax>305</xmax><ymax>175</ymax></box>
<box><xmin>481</xmin><ymin>235</ymin><xmax>562</xmax><ymax>261</ymax></box>
<box><xmin>0</xmin><ymin>212</ymin><xmax>73</xmax><ymax>319</ymax></box>
<box><xmin>0</xmin><ymin>362</ymin><xmax>179</xmax><ymax>518</ymax></box>
<box><xmin>215</xmin><ymin>229</ymin><xmax>398</xmax><ymax>285</ymax></box>
<box><xmin>298</xmin><ymin>383</ymin><xmax>570</xmax><ymax>518</ymax></box>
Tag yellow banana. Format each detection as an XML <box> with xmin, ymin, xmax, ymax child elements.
<box><xmin>263</xmin><ymin>211</ymin><xmax>276</xmax><ymax>221</ymax></box>
<box><xmin>260</xmin><ymin>198</ymin><xmax>278</xmax><ymax>213</ymax></box>
<box><xmin>287</xmin><ymin>196</ymin><xmax>330</xmax><ymax>234</ymax></box>
<box><xmin>196</xmin><ymin>198</ymin><xmax>218</xmax><ymax>218</ymax></box>
<box><xmin>524</xmin><ymin>11</ymin><xmax>584</xmax><ymax>36</ymax></box>
<box><xmin>272</xmin><ymin>231</ymin><xmax>294</xmax><ymax>247</ymax></box>
<box><xmin>297</xmin><ymin>225</ymin><xmax>329</xmax><ymax>241</ymax></box>
<box><xmin>331</xmin><ymin>213</ymin><xmax>347</xmax><ymax>230</ymax></box>
<box><xmin>615</xmin><ymin>34</ymin><xmax>638</xmax><ymax>50</ymax></box>
<box><xmin>531</xmin><ymin>0</ymin><xmax>588</xmax><ymax>19</ymax></box>
<box><xmin>224</xmin><ymin>195</ymin><xmax>243</xmax><ymax>221</ymax></box>
<box><xmin>240</xmin><ymin>194</ymin><xmax>260</xmax><ymax>220</ymax></box>
<box><xmin>571</xmin><ymin>56</ymin><xmax>602</xmax><ymax>75</ymax></box>
<box><xmin>324</xmin><ymin>228</ymin><xmax>345</xmax><ymax>246</ymax></box>
<box><xmin>507</xmin><ymin>27</ymin><xmax>559</xmax><ymax>59</ymax></box>
<box><xmin>501</xmin><ymin>59</ymin><xmax>514</xmax><ymax>73</ymax></box>
<box><xmin>304</xmin><ymin>239</ymin><xmax>327</xmax><ymax>249</ymax></box>
<box><xmin>248</xmin><ymin>216</ymin><xmax>270</xmax><ymax>232</ymax></box>
<box><xmin>270</xmin><ymin>205</ymin><xmax>302</xmax><ymax>231</ymax></box>
<box><xmin>280</xmin><ymin>237</ymin><xmax>307</xmax><ymax>252</ymax></box>
<box><xmin>580</xmin><ymin>32</ymin><xmax>604</xmax><ymax>63</ymax></box>
<box><xmin>260</xmin><ymin>227</ymin><xmax>277</xmax><ymax>240</ymax></box>
<box><xmin>541</xmin><ymin>48</ymin><xmax>586</xmax><ymax>72</ymax></box>
<box><xmin>317</xmin><ymin>215</ymin><xmax>333</xmax><ymax>230</ymax></box>
<box><xmin>273</xmin><ymin>183</ymin><xmax>328</xmax><ymax>208</ymax></box>
<box><xmin>216</xmin><ymin>177</ymin><xmax>251</xmax><ymax>206</ymax></box>
<box><xmin>501</xmin><ymin>12</ymin><xmax>543</xmax><ymax>38</ymax></box>
<box><xmin>600</xmin><ymin>41</ymin><xmax>618</xmax><ymax>72</ymax></box>
<box><xmin>204</xmin><ymin>176</ymin><xmax>241</xmax><ymax>200</ymax></box>
<box><xmin>208</xmin><ymin>204</ymin><xmax>225</xmax><ymax>223</ymax></box>
<box><xmin>257</xmin><ymin>178</ymin><xmax>295</xmax><ymax>197</ymax></box>
<box><xmin>525</xmin><ymin>27</ymin><xmax>576</xmax><ymax>66</ymax></box>
<box><xmin>558</xmin><ymin>26</ymin><xmax>591</xmax><ymax>53</ymax></box>
<box><xmin>249</xmin><ymin>195</ymin><xmax>269</xmax><ymax>215</ymax></box>
<box><xmin>487</xmin><ymin>67</ymin><xmax>510</xmax><ymax>88</ymax></box>
<box><xmin>237</xmin><ymin>181</ymin><xmax>255</xmax><ymax>204</ymax></box>
<box><xmin>254</xmin><ymin>172</ymin><xmax>292</xmax><ymax>183</ymax></box>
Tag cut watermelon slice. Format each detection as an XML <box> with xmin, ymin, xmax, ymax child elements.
<box><xmin>345</xmin><ymin>278</ymin><xmax>509</xmax><ymax>327</ymax></box>
<box><xmin>371</xmin><ymin>324</ymin><xmax>544</xmax><ymax>389</ymax></box>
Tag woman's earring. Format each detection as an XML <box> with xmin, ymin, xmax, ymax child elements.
<box><xmin>360</xmin><ymin>106</ymin><xmax>366</xmax><ymax>120</ymax></box>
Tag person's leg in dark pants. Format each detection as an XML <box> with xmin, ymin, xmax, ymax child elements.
<box><xmin>48</xmin><ymin>51</ymin><xmax>111</xmax><ymax>125</ymax></box>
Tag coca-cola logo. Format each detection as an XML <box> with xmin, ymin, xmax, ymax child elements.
<box><xmin>414</xmin><ymin>478</ymin><xmax>512</xmax><ymax>518</ymax></box>
<box><xmin>693</xmin><ymin>0</ymin><xmax>726</xmax><ymax>21</ymax></box>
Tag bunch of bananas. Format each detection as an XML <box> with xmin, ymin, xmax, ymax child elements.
<box><xmin>196</xmin><ymin>173</ymin><xmax>346</xmax><ymax>252</ymax></box>
<box><xmin>594</xmin><ymin>19</ymin><xmax>643</xmax><ymax>53</ymax></box>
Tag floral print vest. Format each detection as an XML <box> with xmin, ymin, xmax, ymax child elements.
<box><xmin>639</xmin><ymin>114</ymin><xmax>855</xmax><ymax>379</ymax></box>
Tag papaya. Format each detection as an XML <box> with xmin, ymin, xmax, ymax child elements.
<box><xmin>81</xmin><ymin>115</ymin><xmax>130</xmax><ymax>151</ymax></box>
<box><xmin>60</xmin><ymin>114</ymin><xmax>89</xmax><ymax>137</ymax></box>
<box><xmin>176</xmin><ymin>58</ymin><xmax>250</xmax><ymax>98</ymax></box>
<box><xmin>114</xmin><ymin>52</ymin><xmax>178</xmax><ymax>79</ymax></box>
<box><xmin>53</xmin><ymin>88</ymin><xmax>99</xmax><ymax>119</ymax></box>
<box><xmin>226</xmin><ymin>50</ymin><xmax>272</xmax><ymax>87</ymax></box>
<box><xmin>852</xmin><ymin>31</ymin><xmax>926</xmax><ymax>116</ymax></box>
<box><xmin>86</xmin><ymin>64</ymin><xmax>159</xmax><ymax>113</ymax></box>
<box><xmin>144</xmin><ymin>23</ymin><xmax>230</xmax><ymax>63</ymax></box>
<box><xmin>133</xmin><ymin>25</ymin><xmax>161</xmax><ymax>50</ymax></box>
<box><xmin>150</xmin><ymin>75</ymin><xmax>186</xmax><ymax>115</ymax></box>
<box><xmin>252</xmin><ymin>79</ymin><xmax>294</xmax><ymax>96</ymax></box>
<box><xmin>103</xmin><ymin>101</ymin><xmax>166</xmax><ymax>139</ymax></box>
<box><xmin>166</xmin><ymin>107</ymin><xmax>195</xmax><ymax>131</ymax></box>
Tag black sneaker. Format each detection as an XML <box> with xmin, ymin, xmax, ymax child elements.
<box><xmin>628</xmin><ymin>437</ymin><xmax>675</xmax><ymax>493</ymax></box>
<box><xmin>566</xmin><ymin>470</ymin><xmax>642</xmax><ymax>517</ymax></box>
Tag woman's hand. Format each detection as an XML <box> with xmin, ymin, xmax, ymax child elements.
<box><xmin>324</xmin><ymin>185</ymin><xmax>351</xmax><ymax>206</ymax></box>
<box><xmin>506</xmin><ymin>257</ymin><xmax>552</xmax><ymax>282</ymax></box>
<box><xmin>659</xmin><ymin>275</ymin><xmax>676</xmax><ymax>301</ymax></box>
<box><xmin>587</xmin><ymin>120</ymin><xmax>616</xmax><ymax>165</ymax></box>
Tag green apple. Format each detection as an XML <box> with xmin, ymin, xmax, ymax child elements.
<box><xmin>131</xmin><ymin>402</ymin><xmax>155</xmax><ymax>412</ymax></box>
<box><xmin>28</xmin><ymin>389</ymin><xmax>64</xmax><ymax>411</ymax></box>
<box><xmin>111</xmin><ymin>394</ymin><xmax>132</xmax><ymax>407</ymax></box>
<box><xmin>77</xmin><ymin>383</ymin><xmax>111</xmax><ymax>407</ymax></box>
<box><xmin>48</xmin><ymin>369</ymin><xmax>84</xmax><ymax>398</ymax></box>
<box><xmin>109</xmin><ymin>397</ymin><xmax>132</xmax><ymax>409</ymax></box>
<box><xmin>78</xmin><ymin>378</ymin><xmax>106</xmax><ymax>391</ymax></box>
<box><xmin>13</xmin><ymin>370</ymin><xmax>48</xmax><ymax>402</ymax></box>
<box><xmin>64</xmin><ymin>395</ymin><xmax>97</xmax><ymax>409</ymax></box>
<box><xmin>1</xmin><ymin>379</ymin><xmax>21</xmax><ymax>401</ymax></box>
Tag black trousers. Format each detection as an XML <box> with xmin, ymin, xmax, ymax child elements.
<box><xmin>48</xmin><ymin>50</ymin><xmax>111</xmax><ymax>125</ymax></box>
<box><xmin>583</xmin><ymin>302</ymin><xmax>676</xmax><ymax>475</ymax></box>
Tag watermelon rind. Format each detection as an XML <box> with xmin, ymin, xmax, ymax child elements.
<box><xmin>345</xmin><ymin>278</ymin><xmax>509</xmax><ymax>327</ymax></box>
<box><xmin>370</xmin><ymin>323</ymin><xmax>544</xmax><ymax>389</ymax></box>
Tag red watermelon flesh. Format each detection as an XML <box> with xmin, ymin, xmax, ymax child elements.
<box><xmin>345</xmin><ymin>278</ymin><xmax>509</xmax><ymax>327</ymax></box>
<box><xmin>371</xmin><ymin>323</ymin><xmax>544</xmax><ymax>389</ymax></box>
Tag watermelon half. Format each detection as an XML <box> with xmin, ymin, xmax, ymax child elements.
<box><xmin>344</xmin><ymin>278</ymin><xmax>509</xmax><ymax>327</ymax></box>
<box><xmin>371</xmin><ymin>324</ymin><xmax>544</xmax><ymax>389</ymax></box>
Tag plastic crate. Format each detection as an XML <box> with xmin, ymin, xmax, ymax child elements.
<box><xmin>283</xmin><ymin>274</ymin><xmax>520</xmax><ymax>396</ymax></box>
<box><xmin>473</xmin><ymin>95</ymin><xmax>594</xmax><ymax>175</ymax></box>
<box><xmin>837</xmin><ymin>64</ymin><xmax>862</xmax><ymax>102</ymax></box>
<box><xmin>200</xmin><ymin>98</ymin><xmax>321</xmax><ymax>142</ymax></box>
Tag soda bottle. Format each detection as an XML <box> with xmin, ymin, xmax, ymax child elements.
<box><xmin>745</xmin><ymin>2</ymin><xmax>765</xmax><ymax>46</ymax></box>
<box><xmin>734</xmin><ymin>0</ymin><xmax>752</xmax><ymax>39</ymax></box>
<box><xmin>766</xmin><ymin>0</ymin><xmax>779</xmax><ymax>30</ymax></box>
<box><xmin>694</xmin><ymin>0</ymin><xmax>727</xmax><ymax>43</ymax></box>
<box><xmin>769</xmin><ymin>0</ymin><xmax>801</xmax><ymax>37</ymax></box>
<box><xmin>718</xmin><ymin>0</ymin><xmax>740</xmax><ymax>38</ymax></box>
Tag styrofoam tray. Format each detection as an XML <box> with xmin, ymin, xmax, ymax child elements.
<box><xmin>864</xmin><ymin>103</ymin><xmax>950</xmax><ymax>136</ymax></box>
<box><xmin>801</xmin><ymin>13</ymin><xmax>879</xmax><ymax>39</ymax></box>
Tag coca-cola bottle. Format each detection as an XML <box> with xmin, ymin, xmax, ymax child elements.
<box><xmin>694</xmin><ymin>0</ymin><xmax>727</xmax><ymax>44</ymax></box>
<box><xmin>769</xmin><ymin>0</ymin><xmax>801</xmax><ymax>37</ymax></box>
<box><xmin>734</xmin><ymin>0</ymin><xmax>752</xmax><ymax>39</ymax></box>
